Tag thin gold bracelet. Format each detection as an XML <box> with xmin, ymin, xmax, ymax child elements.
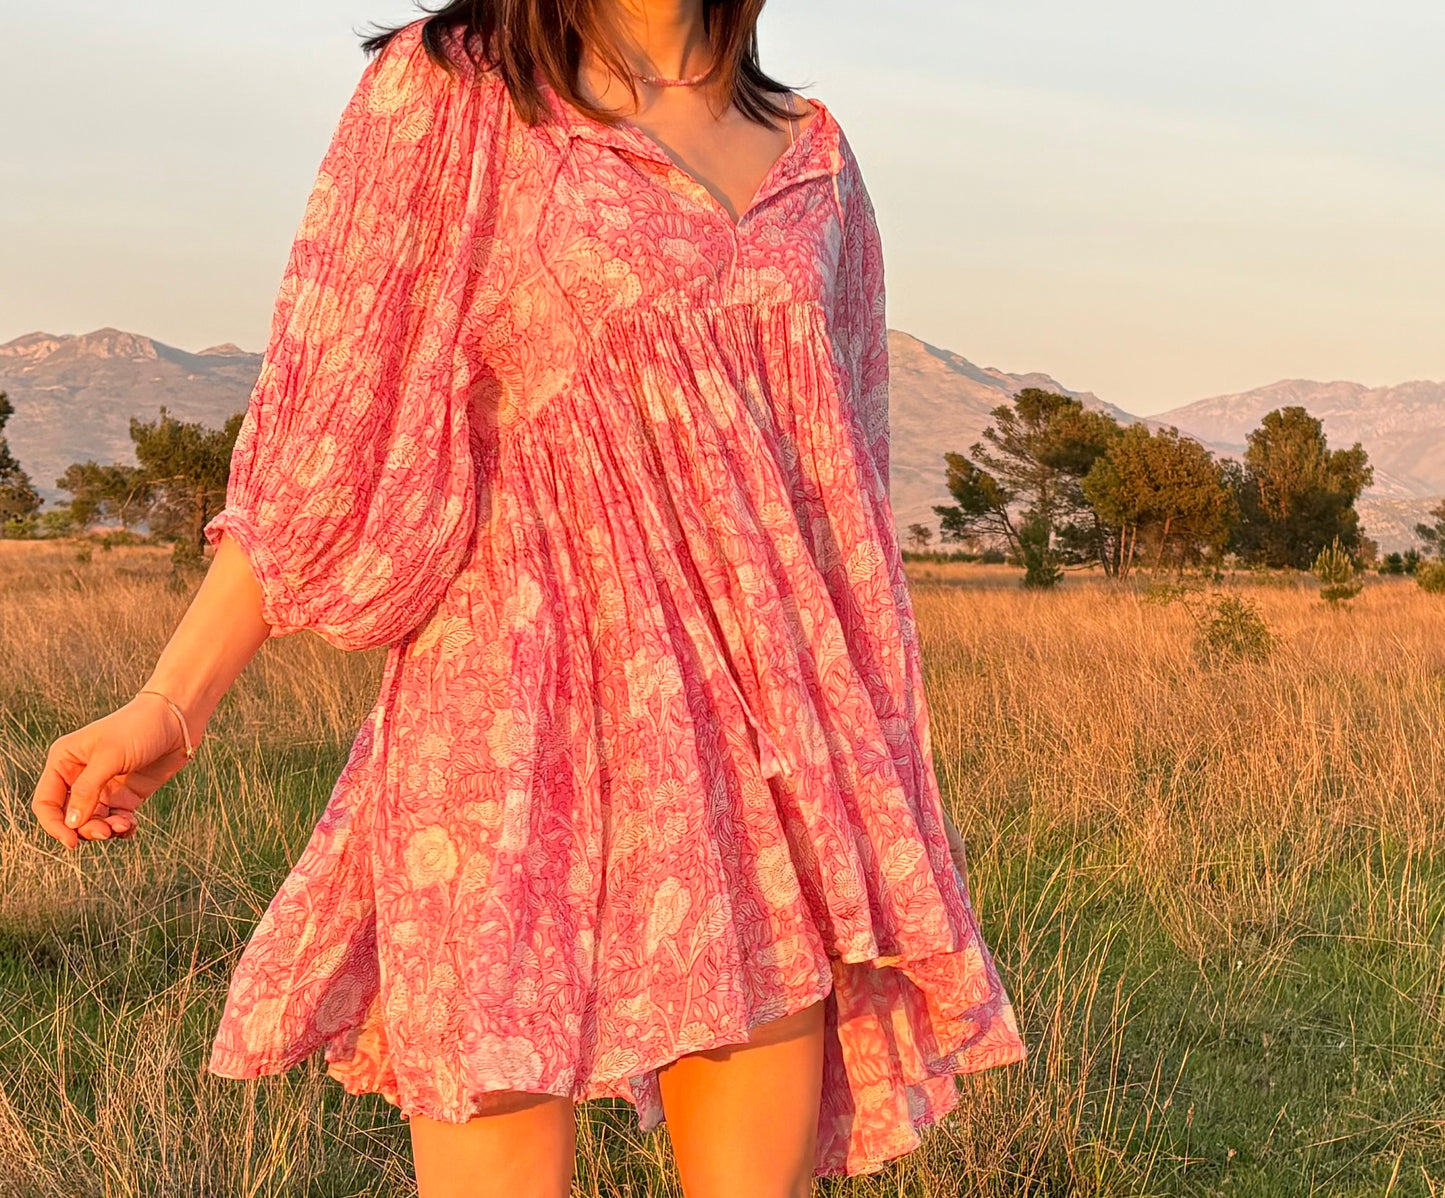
<box><xmin>137</xmin><ymin>689</ymin><xmax>199</xmax><ymax>762</ymax></box>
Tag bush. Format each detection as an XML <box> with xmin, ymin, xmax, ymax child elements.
<box><xmin>1379</xmin><ymin>548</ymin><xmax>1423</xmax><ymax>576</ymax></box>
<box><xmin>1194</xmin><ymin>594</ymin><xmax>1276</xmax><ymax>666</ymax></box>
<box><xmin>1313</xmin><ymin>538</ymin><xmax>1362</xmax><ymax>606</ymax></box>
<box><xmin>900</xmin><ymin>548</ymin><xmax>1006</xmax><ymax>564</ymax></box>
<box><xmin>1418</xmin><ymin>560</ymin><xmax>1445</xmax><ymax>595</ymax></box>
<box><xmin>1019</xmin><ymin>513</ymin><xmax>1063</xmax><ymax>590</ymax></box>
<box><xmin>39</xmin><ymin>509</ymin><xmax>77</xmax><ymax>539</ymax></box>
<box><xmin>1142</xmin><ymin>580</ymin><xmax>1202</xmax><ymax>608</ymax></box>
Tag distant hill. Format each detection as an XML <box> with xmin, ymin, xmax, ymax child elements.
<box><xmin>2</xmin><ymin>326</ymin><xmax>1439</xmax><ymax>553</ymax></box>
<box><xmin>1150</xmin><ymin>378</ymin><xmax>1445</xmax><ymax>556</ymax></box>
<box><xmin>1153</xmin><ymin>379</ymin><xmax>1445</xmax><ymax>500</ymax></box>
<box><xmin>886</xmin><ymin>337</ymin><xmax>1442</xmax><ymax>553</ymax></box>
<box><xmin>885</xmin><ymin>330</ymin><xmax>1143</xmax><ymax>541</ymax></box>
<box><xmin>0</xmin><ymin>329</ymin><xmax>261</xmax><ymax>505</ymax></box>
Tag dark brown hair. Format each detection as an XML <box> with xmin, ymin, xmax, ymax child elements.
<box><xmin>361</xmin><ymin>1</ymin><xmax>797</xmax><ymax>128</ymax></box>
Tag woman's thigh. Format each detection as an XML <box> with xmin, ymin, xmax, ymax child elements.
<box><xmin>656</xmin><ymin>998</ymin><xmax>827</xmax><ymax>1198</ymax></box>
<box><xmin>409</xmin><ymin>1092</ymin><xmax>576</xmax><ymax>1198</ymax></box>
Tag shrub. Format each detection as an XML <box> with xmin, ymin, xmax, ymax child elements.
<box><xmin>39</xmin><ymin>509</ymin><xmax>77</xmax><ymax>539</ymax></box>
<box><xmin>1418</xmin><ymin>560</ymin><xmax>1445</xmax><ymax>595</ymax></box>
<box><xmin>98</xmin><ymin>529</ymin><xmax>145</xmax><ymax>549</ymax></box>
<box><xmin>171</xmin><ymin>539</ymin><xmax>207</xmax><ymax>573</ymax></box>
<box><xmin>1142</xmin><ymin>580</ymin><xmax>1202</xmax><ymax>608</ymax></box>
<box><xmin>1194</xmin><ymin>594</ymin><xmax>1276</xmax><ymax>666</ymax></box>
<box><xmin>1313</xmin><ymin>538</ymin><xmax>1362</xmax><ymax>606</ymax></box>
<box><xmin>1019</xmin><ymin>513</ymin><xmax>1063</xmax><ymax>590</ymax></box>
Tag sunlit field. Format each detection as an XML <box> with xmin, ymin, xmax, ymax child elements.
<box><xmin>2</xmin><ymin>541</ymin><xmax>1443</xmax><ymax>1196</ymax></box>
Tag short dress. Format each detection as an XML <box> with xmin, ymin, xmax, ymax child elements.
<box><xmin>202</xmin><ymin>20</ymin><xmax>1026</xmax><ymax>1178</ymax></box>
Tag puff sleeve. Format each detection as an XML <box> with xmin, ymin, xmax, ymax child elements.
<box><xmin>833</xmin><ymin>134</ymin><xmax>891</xmax><ymax>491</ymax></box>
<box><xmin>204</xmin><ymin>24</ymin><xmax>502</xmax><ymax>652</ymax></box>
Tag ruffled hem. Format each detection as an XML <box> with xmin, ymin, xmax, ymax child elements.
<box><xmin>209</xmin><ymin>926</ymin><xmax>1025</xmax><ymax>1178</ymax></box>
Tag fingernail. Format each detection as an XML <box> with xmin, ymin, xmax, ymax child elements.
<box><xmin>66</xmin><ymin>810</ymin><xmax>80</xmax><ymax>827</ymax></box>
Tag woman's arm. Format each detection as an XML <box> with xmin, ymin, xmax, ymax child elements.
<box><xmin>30</xmin><ymin>531</ymin><xmax>271</xmax><ymax>848</ymax></box>
<box><xmin>197</xmin><ymin>22</ymin><xmax>499</xmax><ymax>653</ymax></box>
<box><xmin>142</xmin><ymin>530</ymin><xmax>274</xmax><ymax>737</ymax></box>
<box><xmin>32</xmin><ymin>24</ymin><xmax>502</xmax><ymax>847</ymax></box>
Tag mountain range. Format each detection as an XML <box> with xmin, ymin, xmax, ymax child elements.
<box><xmin>884</xmin><ymin>332</ymin><xmax>1442</xmax><ymax>553</ymax></box>
<box><xmin>3</xmin><ymin>327</ymin><xmax>1441</xmax><ymax>552</ymax></box>
<box><xmin>0</xmin><ymin>329</ymin><xmax>262</xmax><ymax>506</ymax></box>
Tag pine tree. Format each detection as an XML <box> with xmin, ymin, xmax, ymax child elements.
<box><xmin>932</xmin><ymin>388</ymin><xmax>1121</xmax><ymax>587</ymax></box>
<box><xmin>1313</xmin><ymin>537</ymin><xmax>1363</xmax><ymax>606</ymax></box>
<box><xmin>1415</xmin><ymin>500</ymin><xmax>1445</xmax><ymax>559</ymax></box>
<box><xmin>1229</xmin><ymin>407</ymin><xmax>1373</xmax><ymax>569</ymax></box>
<box><xmin>56</xmin><ymin>461</ymin><xmax>153</xmax><ymax>531</ymax></box>
<box><xmin>130</xmin><ymin>406</ymin><xmax>243</xmax><ymax>558</ymax></box>
<box><xmin>1082</xmin><ymin>424</ymin><xmax>1235</xmax><ymax>578</ymax></box>
<box><xmin>0</xmin><ymin>391</ymin><xmax>41</xmax><ymax>534</ymax></box>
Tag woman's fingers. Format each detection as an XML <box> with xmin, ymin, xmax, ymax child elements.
<box><xmin>31</xmin><ymin>755</ymin><xmax>80</xmax><ymax>849</ymax></box>
<box><xmin>77</xmin><ymin>815</ymin><xmax>115</xmax><ymax>840</ymax></box>
<box><xmin>101</xmin><ymin>773</ymin><xmax>156</xmax><ymax>820</ymax></box>
<box><xmin>60</xmin><ymin>742</ymin><xmax>127</xmax><ymax>836</ymax></box>
<box><xmin>106</xmin><ymin>811</ymin><xmax>139</xmax><ymax>838</ymax></box>
<box><xmin>32</xmin><ymin>732</ymin><xmax>97</xmax><ymax>849</ymax></box>
<box><xmin>78</xmin><ymin>786</ymin><xmax>145</xmax><ymax>841</ymax></box>
<box><xmin>33</xmin><ymin>746</ymin><xmax>147</xmax><ymax>848</ymax></box>
<box><xmin>32</xmin><ymin>706</ymin><xmax>182</xmax><ymax>849</ymax></box>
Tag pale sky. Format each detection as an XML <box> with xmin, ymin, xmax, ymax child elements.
<box><xmin>2</xmin><ymin>1</ymin><xmax>1441</xmax><ymax>415</ymax></box>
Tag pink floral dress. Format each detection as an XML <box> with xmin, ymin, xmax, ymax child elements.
<box><xmin>202</xmin><ymin>21</ymin><xmax>1025</xmax><ymax>1178</ymax></box>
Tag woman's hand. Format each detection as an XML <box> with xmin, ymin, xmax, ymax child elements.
<box><xmin>31</xmin><ymin>693</ymin><xmax>195</xmax><ymax>848</ymax></box>
<box><xmin>29</xmin><ymin>530</ymin><xmax>277</xmax><ymax>850</ymax></box>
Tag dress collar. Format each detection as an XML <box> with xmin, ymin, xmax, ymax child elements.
<box><xmin>534</xmin><ymin>80</ymin><xmax>844</xmax><ymax>214</ymax></box>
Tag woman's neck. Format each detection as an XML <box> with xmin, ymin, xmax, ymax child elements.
<box><xmin>608</xmin><ymin>0</ymin><xmax>711</xmax><ymax>81</ymax></box>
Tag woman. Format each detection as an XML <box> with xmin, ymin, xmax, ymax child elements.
<box><xmin>30</xmin><ymin>2</ymin><xmax>1025</xmax><ymax>1194</ymax></box>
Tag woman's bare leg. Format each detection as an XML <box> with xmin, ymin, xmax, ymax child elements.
<box><xmin>657</xmin><ymin>998</ymin><xmax>827</xmax><ymax>1198</ymax></box>
<box><xmin>409</xmin><ymin>1092</ymin><xmax>576</xmax><ymax>1198</ymax></box>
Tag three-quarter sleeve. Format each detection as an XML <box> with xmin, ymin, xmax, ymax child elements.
<box><xmin>205</xmin><ymin>24</ymin><xmax>502</xmax><ymax>652</ymax></box>
<box><xmin>833</xmin><ymin>137</ymin><xmax>891</xmax><ymax>491</ymax></box>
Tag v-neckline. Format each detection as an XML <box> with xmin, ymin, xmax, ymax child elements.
<box><xmin>542</xmin><ymin>84</ymin><xmax>836</xmax><ymax>231</ymax></box>
<box><xmin>614</xmin><ymin>98</ymin><xmax>827</xmax><ymax>230</ymax></box>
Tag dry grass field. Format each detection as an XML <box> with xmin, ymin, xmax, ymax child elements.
<box><xmin>1</xmin><ymin>540</ymin><xmax>1443</xmax><ymax>1196</ymax></box>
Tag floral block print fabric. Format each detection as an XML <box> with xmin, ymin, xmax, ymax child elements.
<box><xmin>202</xmin><ymin>20</ymin><xmax>1026</xmax><ymax>1177</ymax></box>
